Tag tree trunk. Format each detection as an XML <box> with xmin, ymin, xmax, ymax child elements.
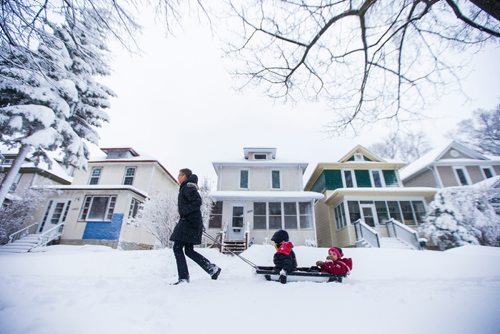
<box><xmin>0</xmin><ymin>144</ymin><xmax>31</xmax><ymax>207</ymax></box>
<box><xmin>469</xmin><ymin>0</ymin><xmax>500</xmax><ymax>21</ymax></box>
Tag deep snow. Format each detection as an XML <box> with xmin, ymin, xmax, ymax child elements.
<box><xmin>0</xmin><ymin>245</ymin><xmax>499</xmax><ymax>334</ymax></box>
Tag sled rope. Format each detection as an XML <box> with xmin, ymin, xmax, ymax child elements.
<box><xmin>203</xmin><ymin>231</ymin><xmax>258</xmax><ymax>269</ymax></box>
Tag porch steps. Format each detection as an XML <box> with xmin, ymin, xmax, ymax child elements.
<box><xmin>355</xmin><ymin>239</ymin><xmax>373</xmax><ymax>248</ymax></box>
<box><xmin>379</xmin><ymin>237</ymin><xmax>415</xmax><ymax>250</ymax></box>
<box><xmin>221</xmin><ymin>240</ymin><xmax>247</xmax><ymax>254</ymax></box>
<box><xmin>0</xmin><ymin>234</ymin><xmax>42</xmax><ymax>254</ymax></box>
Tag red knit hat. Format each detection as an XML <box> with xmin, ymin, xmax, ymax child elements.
<box><xmin>328</xmin><ymin>247</ymin><xmax>342</xmax><ymax>258</ymax></box>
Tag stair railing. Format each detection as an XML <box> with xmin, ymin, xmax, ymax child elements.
<box><xmin>385</xmin><ymin>219</ymin><xmax>422</xmax><ymax>250</ymax></box>
<box><xmin>8</xmin><ymin>223</ymin><xmax>39</xmax><ymax>244</ymax></box>
<box><xmin>33</xmin><ymin>223</ymin><xmax>65</xmax><ymax>249</ymax></box>
<box><xmin>353</xmin><ymin>219</ymin><xmax>380</xmax><ymax>248</ymax></box>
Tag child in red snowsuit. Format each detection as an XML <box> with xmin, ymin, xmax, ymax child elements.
<box><xmin>316</xmin><ymin>247</ymin><xmax>352</xmax><ymax>276</ymax></box>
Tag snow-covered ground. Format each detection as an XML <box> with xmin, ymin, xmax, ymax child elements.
<box><xmin>1</xmin><ymin>245</ymin><xmax>499</xmax><ymax>334</ymax></box>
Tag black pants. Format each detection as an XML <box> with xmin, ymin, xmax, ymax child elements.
<box><xmin>173</xmin><ymin>241</ymin><xmax>213</xmax><ymax>280</ymax></box>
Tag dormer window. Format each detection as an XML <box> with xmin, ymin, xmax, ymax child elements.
<box><xmin>354</xmin><ymin>153</ymin><xmax>364</xmax><ymax>161</ymax></box>
<box><xmin>254</xmin><ymin>154</ymin><xmax>267</xmax><ymax>160</ymax></box>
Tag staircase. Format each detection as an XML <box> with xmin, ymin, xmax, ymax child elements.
<box><xmin>0</xmin><ymin>223</ymin><xmax>65</xmax><ymax>254</ymax></box>
<box><xmin>0</xmin><ymin>234</ymin><xmax>43</xmax><ymax>253</ymax></box>
<box><xmin>221</xmin><ymin>239</ymin><xmax>247</xmax><ymax>254</ymax></box>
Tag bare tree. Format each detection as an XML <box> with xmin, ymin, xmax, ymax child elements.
<box><xmin>224</xmin><ymin>0</ymin><xmax>499</xmax><ymax>134</ymax></box>
<box><xmin>369</xmin><ymin>130</ymin><xmax>432</xmax><ymax>162</ymax></box>
<box><xmin>448</xmin><ymin>104</ymin><xmax>500</xmax><ymax>155</ymax></box>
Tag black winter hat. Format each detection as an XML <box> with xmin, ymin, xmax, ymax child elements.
<box><xmin>271</xmin><ymin>230</ymin><xmax>289</xmax><ymax>244</ymax></box>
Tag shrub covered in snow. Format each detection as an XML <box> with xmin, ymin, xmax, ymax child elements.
<box><xmin>419</xmin><ymin>178</ymin><xmax>500</xmax><ymax>250</ymax></box>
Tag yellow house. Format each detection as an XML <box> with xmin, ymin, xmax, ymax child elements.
<box><xmin>304</xmin><ymin>145</ymin><xmax>436</xmax><ymax>249</ymax></box>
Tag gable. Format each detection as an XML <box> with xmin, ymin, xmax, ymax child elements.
<box><xmin>439</xmin><ymin>147</ymin><xmax>484</xmax><ymax>160</ymax></box>
<box><xmin>339</xmin><ymin>145</ymin><xmax>384</xmax><ymax>163</ymax></box>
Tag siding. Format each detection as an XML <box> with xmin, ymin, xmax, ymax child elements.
<box><xmin>466</xmin><ymin>166</ymin><xmax>484</xmax><ymax>184</ymax></box>
<box><xmin>403</xmin><ymin>169</ymin><xmax>436</xmax><ymax>188</ymax></box>
<box><xmin>437</xmin><ymin>166</ymin><xmax>459</xmax><ymax>187</ymax></box>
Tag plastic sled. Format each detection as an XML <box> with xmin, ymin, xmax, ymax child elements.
<box><xmin>255</xmin><ymin>266</ymin><xmax>345</xmax><ymax>283</ymax></box>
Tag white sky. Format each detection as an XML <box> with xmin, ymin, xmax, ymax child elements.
<box><xmin>96</xmin><ymin>7</ymin><xmax>500</xmax><ymax>187</ymax></box>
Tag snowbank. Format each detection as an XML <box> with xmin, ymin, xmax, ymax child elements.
<box><xmin>1</xmin><ymin>245</ymin><xmax>499</xmax><ymax>334</ymax></box>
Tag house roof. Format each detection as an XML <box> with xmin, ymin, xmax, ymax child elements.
<box><xmin>338</xmin><ymin>144</ymin><xmax>387</xmax><ymax>163</ymax></box>
<box><xmin>210</xmin><ymin>191</ymin><xmax>324</xmax><ymax>201</ymax></box>
<box><xmin>42</xmin><ymin>184</ymin><xmax>149</xmax><ymax>198</ymax></box>
<box><xmin>0</xmin><ymin>144</ymin><xmax>72</xmax><ymax>184</ymax></box>
<box><xmin>399</xmin><ymin>140</ymin><xmax>494</xmax><ymax>181</ymax></box>
<box><xmin>323</xmin><ymin>187</ymin><xmax>437</xmax><ymax>205</ymax></box>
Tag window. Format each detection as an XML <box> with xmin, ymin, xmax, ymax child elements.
<box><xmin>334</xmin><ymin>203</ymin><xmax>347</xmax><ymax>230</ymax></box>
<box><xmin>481</xmin><ymin>167</ymin><xmax>494</xmax><ymax>179</ymax></box>
<box><xmin>387</xmin><ymin>201</ymin><xmax>402</xmax><ymax>222</ymax></box>
<box><xmin>299</xmin><ymin>202</ymin><xmax>313</xmax><ymax>229</ymax></box>
<box><xmin>89</xmin><ymin>167</ymin><xmax>102</xmax><ymax>185</ymax></box>
<box><xmin>412</xmin><ymin>201</ymin><xmax>426</xmax><ymax>224</ymax></box>
<box><xmin>400</xmin><ymin>201</ymin><xmax>415</xmax><ymax>225</ymax></box>
<box><xmin>62</xmin><ymin>201</ymin><xmax>71</xmax><ymax>222</ymax></box>
<box><xmin>80</xmin><ymin>195</ymin><xmax>117</xmax><ymax>221</ymax></box>
<box><xmin>232</xmin><ymin>206</ymin><xmax>244</xmax><ymax>228</ymax></box>
<box><xmin>271</xmin><ymin>170</ymin><xmax>281</xmax><ymax>189</ymax></box>
<box><xmin>343</xmin><ymin>170</ymin><xmax>355</xmax><ymax>188</ymax></box>
<box><xmin>9</xmin><ymin>173</ymin><xmax>22</xmax><ymax>192</ymax></box>
<box><xmin>284</xmin><ymin>202</ymin><xmax>297</xmax><ymax>229</ymax></box>
<box><xmin>51</xmin><ymin>202</ymin><xmax>65</xmax><ymax>224</ymax></box>
<box><xmin>123</xmin><ymin>167</ymin><xmax>136</xmax><ymax>185</ymax></box>
<box><xmin>375</xmin><ymin>201</ymin><xmax>389</xmax><ymax>224</ymax></box>
<box><xmin>371</xmin><ymin>170</ymin><xmax>383</xmax><ymax>187</ymax></box>
<box><xmin>354</xmin><ymin>153</ymin><xmax>364</xmax><ymax>161</ymax></box>
<box><xmin>453</xmin><ymin>167</ymin><xmax>469</xmax><ymax>186</ymax></box>
<box><xmin>209</xmin><ymin>201</ymin><xmax>223</xmax><ymax>228</ymax></box>
<box><xmin>128</xmin><ymin>198</ymin><xmax>142</xmax><ymax>219</ymax></box>
<box><xmin>268</xmin><ymin>202</ymin><xmax>282</xmax><ymax>229</ymax></box>
<box><xmin>253</xmin><ymin>202</ymin><xmax>267</xmax><ymax>229</ymax></box>
<box><xmin>254</xmin><ymin>154</ymin><xmax>267</xmax><ymax>160</ymax></box>
<box><xmin>347</xmin><ymin>201</ymin><xmax>361</xmax><ymax>223</ymax></box>
<box><xmin>240</xmin><ymin>170</ymin><xmax>249</xmax><ymax>189</ymax></box>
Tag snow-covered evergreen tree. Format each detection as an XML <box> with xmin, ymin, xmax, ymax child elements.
<box><xmin>0</xmin><ymin>11</ymin><xmax>114</xmax><ymax>206</ymax></box>
<box><xmin>419</xmin><ymin>179</ymin><xmax>500</xmax><ymax>250</ymax></box>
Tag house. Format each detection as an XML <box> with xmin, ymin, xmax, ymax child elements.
<box><xmin>208</xmin><ymin>147</ymin><xmax>323</xmax><ymax>250</ymax></box>
<box><xmin>400</xmin><ymin>141</ymin><xmax>500</xmax><ymax>189</ymax></box>
<box><xmin>304</xmin><ymin>145</ymin><xmax>436</xmax><ymax>248</ymax></box>
<box><xmin>36</xmin><ymin>147</ymin><xmax>178</xmax><ymax>250</ymax></box>
<box><xmin>0</xmin><ymin>145</ymin><xmax>72</xmax><ymax>202</ymax></box>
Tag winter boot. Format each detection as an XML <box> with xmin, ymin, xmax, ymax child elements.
<box><xmin>279</xmin><ymin>269</ymin><xmax>287</xmax><ymax>284</ymax></box>
<box><xmin>210</xmin><ymin>265</ymin><xmax>222</xmax><ymax>280</ymax></box>
<box><xmin>170</xmin><ymin>278</ymin><xmax>189</xmax><ymax>285</ymax></box>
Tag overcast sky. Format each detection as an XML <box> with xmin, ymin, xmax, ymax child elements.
<box><xmin>96</xmin><ymin>7</ymin><xmax>500</xmax><ymax>187</ymax></box>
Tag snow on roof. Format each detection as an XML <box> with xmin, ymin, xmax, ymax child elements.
<box><xmin>0</xmin><ymin>144</ymin><xmax>72</xmax><ymax>183</ymax></box>
<box><xmin>42</xmin><ymin>184</ymin><xmax>149</xmax><ymax>198</ymax></box>
<box><xmin>210</xmin><ymin>190</ymin><xmax>324</xmax><ymax>201</ymax></box>
<box><xmin>399</xmin><ymin>140</ymin><xmax>492</xmax><ymax>181</ymax></box>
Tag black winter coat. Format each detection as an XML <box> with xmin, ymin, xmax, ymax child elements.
<box><xmin>169</xmin><ymin>174</ymin><xmax>204</xmax><ymax>245</ymax></box>
<box><xmin>273</xmin><ymin>251</ymin><xmax>297</xmax><ymax>274</ymax></box>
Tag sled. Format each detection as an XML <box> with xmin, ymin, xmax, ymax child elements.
<box><xmin>255</xmin><ymin>266</ymin><xmax>346</xmax><ymax>283</ymax></box>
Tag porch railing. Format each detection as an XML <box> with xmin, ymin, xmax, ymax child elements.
<box><xmin>353</xmin><ymin>219</ymin><xmax>380</xmax><ymax>248</ymax></box>
<box><xmin>34</xmin><ymin>223</ymin><xmax>65</xmax><ymax>249</ymax></box>
<box><xmin>385</xmin><ymin>219</ymin><xmax>422</xmax><ymax>250</ymax></box>
<box><xmin>8</xmin><ymin>223</ymin><xmax>39</xmax><ymax>244</ymax></box>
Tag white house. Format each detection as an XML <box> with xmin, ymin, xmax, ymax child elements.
<box><xmin>208</xmin><ymin>147</ymin><xmax>323</xmax><ymax>250</ymax></box>
<box><xmin>38</xmin><ymin>147</ymin><xmax>179</xmax><ymax>250</ymax></box>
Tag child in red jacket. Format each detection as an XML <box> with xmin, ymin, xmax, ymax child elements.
<box><xmin>271</xmin><ymin>229</ymin><xmax>297</xmax><ymax>284</ymax></box>
<box><xmin>316</xmin><ymin>247</ymin><xmax>352</xmax><ymax>276</ymax></box>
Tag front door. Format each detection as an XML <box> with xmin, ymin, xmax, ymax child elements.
<box><xmin>226</xmin><ymin>203</ymin><xmax>246</xmax><ymax>240</ymax></box>
<box><xmin>39</xmin><ymin>200</ymin><xmax>71</xmax><ymax>233</ymax></box>
<box><xmin>360</xmin><ymin>204</ymin><xmax>379</xmax><ymax>231</ymax></box>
